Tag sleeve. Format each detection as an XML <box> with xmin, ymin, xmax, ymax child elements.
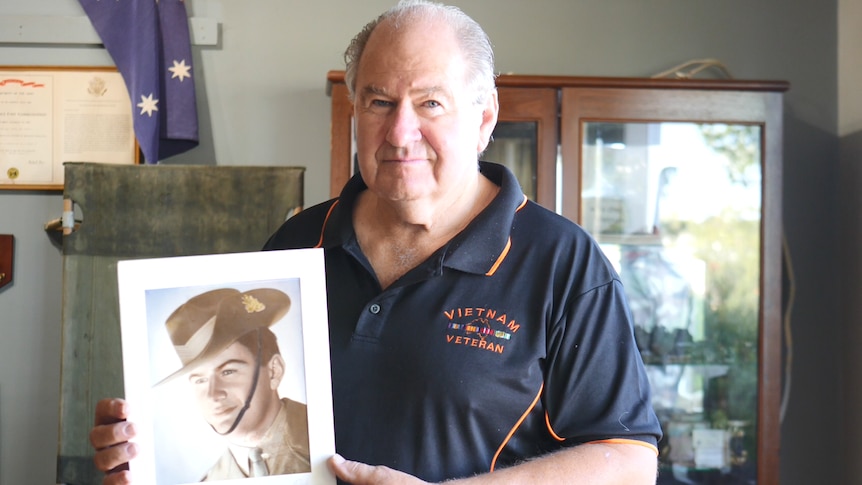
<box><xmin>543</xmin><ymin>277</ymin><xmax>662</xmax><ymax>448</ymax></box>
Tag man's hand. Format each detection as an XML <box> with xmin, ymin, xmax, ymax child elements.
<box><xmin>89</xmin><ymin>398</ymin><xmax>138</xmax><ymax>485</ymax></box>
<box><xmin>328</xmin><ymin>454</ymin><xmax>431</xmax><ymax>485</ymax></box>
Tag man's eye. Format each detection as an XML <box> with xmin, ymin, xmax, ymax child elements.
<box><xmin>221</xmin><ymin>369</ymin><xmax>237</xmax><ymax>377</ymax></box>
<box><xmin>371</xmin><ymin>99</ymin><xmax>393</xmax><ymax>108</ymax></box>
<box><xmin>192</xmin><ymin>377</ymin><xmax>207</xmax><ymax>385</ymax></box>
<box><xmin>424</xmin><ymin>100</ymin><xmax>441</xmax><ymax>108</ymax></box>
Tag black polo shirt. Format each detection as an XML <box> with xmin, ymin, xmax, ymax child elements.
<box><xmin>263</xmin><ymin>162</ymin><xmax>661</xmax><ymax>482</ymax></box>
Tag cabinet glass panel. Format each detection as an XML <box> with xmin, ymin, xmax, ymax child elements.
<box><xmin>582</xmin><ymin>121</ymin><xmax>761</xmax><ymax>484</ymax></box>
<box><xmin>485</xmin><ymin>121</ymin><xmax>538</xmax><ymax>201</ymax></box>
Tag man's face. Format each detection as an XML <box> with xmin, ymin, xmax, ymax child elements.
<box><xmin>352</xmin><ymin>16</ymin><xmax>498</xmax><ymax>206</ymax></box>
<box><xmin>188</xmin><ymin>340</ymin><xmax>278</xmax><ymax>439</ymax></box>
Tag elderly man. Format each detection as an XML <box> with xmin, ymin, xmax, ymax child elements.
<box><xmin>90</xmin><ymin>1</ymin><xmax>661</xmax><ymax>484</ymax></box>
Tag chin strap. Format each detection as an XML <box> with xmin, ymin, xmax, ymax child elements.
<box><xmin>215</xmin><ymin>328</ymin><xmax>263</xmax><ymax>436</ymax></box>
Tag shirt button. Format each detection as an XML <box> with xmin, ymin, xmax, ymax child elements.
<box><xmin>369</xmin><ymin>303</ymin><xmax>381</xmax><ymax>314</ymax></box>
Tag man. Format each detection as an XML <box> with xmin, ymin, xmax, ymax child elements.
<box><xmin>90</xmin><ymin>1</ymin><xmax>662</xmax><ymax>484</ymax></box>
<box><xmin>155</xmin><ymin>288</ymin><xmax>310</xmax><ymax>480</ymax></box>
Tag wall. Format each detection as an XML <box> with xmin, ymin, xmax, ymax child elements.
<box><xmin>839</xmin><ymin>0</ymin><xmax>862</xmax><ymax>481</ymax></box>
<box><xmin>0</xmin><ymin>193</ymin><xmax>63</xmax><ymax>485</ymax></box>
<box><xmin>840</xmin><ymin>129</ymin><xmax>862</xmax><ymax>482</ymax></box>
<box><xmin>0</xmin><ymin>0</ymin><xmax>843</xmax><ymax>484</ymax></box>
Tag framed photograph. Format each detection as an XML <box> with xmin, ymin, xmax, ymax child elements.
<box><xmin>0</xmin><ymin>66</ymin><xmax>138</xmax><ymax>191</ymax></box>
<box><xmin>117</xmin><ymin>248</ymin><xmax>335</xmax><ymax>485</ymax></box>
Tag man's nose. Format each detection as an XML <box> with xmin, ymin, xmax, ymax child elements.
<box><xmin>207</xmin><ymin>378</ymin><xmax>226</xmax><ymax>400</ymax></box>
<box><xmin>386</xmin><ymin>103</ymin><xmax>422</xmax><ymax>148</ymax></box>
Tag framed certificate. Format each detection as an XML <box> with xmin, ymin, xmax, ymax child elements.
<box><xmin>117</xmin><ymin>248</ymin><xmax>336</xmax><ymax>485</ymax></box>
<box><xmin>0</xmin><ymin>66</ymin><xmax>137</xmax><ymax>190</ymax></box>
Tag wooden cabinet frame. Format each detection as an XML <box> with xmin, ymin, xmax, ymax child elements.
<box><xmin>560</xmin><ymin>82</ymin><xmax>786</xmax><ymax>484</ymax></box>
<box><xmin>493</xmin><ymin>86</ymin><xmax>558</xmax><ymax>208</ymax></box>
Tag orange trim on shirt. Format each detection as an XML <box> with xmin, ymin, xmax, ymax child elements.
<box><xmin>547</xmin><ymin>410</ymin><xmax>658</xmax><ymax>456</ymax></box>
<box><xmin>545</xmin><ymin>411</ymin><xmax>565</xmax><ymax>442</ymax></box>
<box><xmin>485</xmin><ymin>195</ymin><xmax>527</xmax><ymax>276</ymax></box>
<box><xmin>315</xmin><ymin>200</ymin><xmax>340</xmax><ymax>248</ymax></box>
<box><xmin>490</xmin><ymin>383</ymin><xmax>543</xmax><ymax>472</ymax></box>
<box><xmin>486</xmin><ymin>237</ymin><xmax>511</xmax><ymax>276</ymax></box>
<box><xmin>587</xmin><ymin>438</ymin><xmax>660</xmax><ymax>456</ymax></box>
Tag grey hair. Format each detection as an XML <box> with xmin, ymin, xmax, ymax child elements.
<box><xmin>343</xmin><ymin>0</ymin><xmax>496</xmax><ymax>105</ymax></box>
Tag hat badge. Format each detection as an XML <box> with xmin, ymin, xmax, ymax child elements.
<box><xmin>242</xmin><ymin>294</ymin><xmax>266</xmax><ymax>313</ymax></box>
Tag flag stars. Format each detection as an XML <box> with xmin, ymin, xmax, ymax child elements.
<box><xmin>168</xmin><ymin>59</ymin><xmax>192</xmax><ymax>82</ymax></box>
<box><xmin>137</xmin><ymin>93</ymin><xmax>159</xmax><ymax>116</ymax></box>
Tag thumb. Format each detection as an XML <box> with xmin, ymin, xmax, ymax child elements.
<box><xmin>328</xmin><ymin>454</ymin><xmax>404</xmax><ymax>484</ymax></box>
<box><xmin>329</xmin><ymin>454</ymin><xmax>367</xmax><ymax>482</ymax></box>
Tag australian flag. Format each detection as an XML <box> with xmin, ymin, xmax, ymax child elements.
<box><xmin>78</xmin><ymin>0</ymin><xmax>199</xmax><ymax>164</ymax></box>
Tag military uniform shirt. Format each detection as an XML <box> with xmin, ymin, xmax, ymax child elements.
<box><xmin>202</xmin><ymin>398</ymin><xmax>311</xmax><ymax>480</ymax></box>
<box><xmin>263</xmin><ymin>162</ymin><xmax>662</xmax><ymax>483</ymax></box>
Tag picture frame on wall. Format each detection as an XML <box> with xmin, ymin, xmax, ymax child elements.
<box><xmin>0</xmin><ymin>66</ymin><xmax>138</xmax><ymax>191</ymax></box>
<box><xmin>117</xmin><ymin>248</ymin><xmax>335</xmax><ymax>485</ymax></box>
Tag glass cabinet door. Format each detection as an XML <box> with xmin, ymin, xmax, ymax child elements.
<box><xmin>485</xmin><ymin>121</ymin><xmax>539</xmax><ymax>200</ymax></box>
<box><xmin>585</xmin><ymin>120</ymin><xmax>761</xmax><ymax>482</ymax></box>
<box><xmin>561</xmin><ymin>85</ymin><xmax>784</xmax><ymax>485</ymax></box>
<box><xmin>484</xmin><ymin>87</ymin><xmax>558</xmax><ymax>212</ymax></box>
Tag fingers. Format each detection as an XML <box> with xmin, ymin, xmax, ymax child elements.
<box><xmin>91</xmin><ymin>398</ymin><xmax>137</xmax><ymax>475</ymax></box>
<box><xmin>91</xmin><ymin>398</ymin><xmax>133</xmax><ymax>459</ymax></box>
<box><xmin>95</xmin><ymin>398</ymin><xmax>130</xmax><ymax>426</ymax></box>
<box><xmin>90</xmin><ymin>419</ymin><xmax>136</xmax><ymax>451</ymax></box>
<box><xmin>102</xmin><ymin>469</ymin><xmax>133</xmax><ymax>485</ymax></box>
<box><xmin>92</xmin><ymin>438</ymin><xmax>138</xmax><ymax>474</ymax></box>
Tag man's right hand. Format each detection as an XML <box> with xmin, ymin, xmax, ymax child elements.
<box><xmin>89</xmin><ymin>398</ymin><xmax>138</xmax><ymax>485</ymax></box>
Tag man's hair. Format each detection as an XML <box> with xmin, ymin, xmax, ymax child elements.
<box><xmin>235</xmin><ymin>328</ymin><xmax>280</xmax><ymax>365</ymax></box>
<box><xmin>343</xmin><ymin>0</ymin><xmax>496</xmax><ymax>105</ymax></box>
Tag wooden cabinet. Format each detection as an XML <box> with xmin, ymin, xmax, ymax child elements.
<box><xmin>327</xmin><ymin>70</ymin><xmax>788</xmax><ymax>485</ymax></box>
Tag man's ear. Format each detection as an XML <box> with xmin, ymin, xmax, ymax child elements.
<box><xmin>477</xmin><ymin>89</ymin><xmax>499</xmax><ymax>154</ymax></box>
<box><xmin>267</xmin><ymin>354</ymin><xmax>286</xmax><ymax>390</ymax></box>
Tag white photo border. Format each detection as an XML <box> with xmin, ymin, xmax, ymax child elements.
<box><xmin>117</xmin><ymin>248</ymin><xmax>335</xmax><ymax>485</ymax></box>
